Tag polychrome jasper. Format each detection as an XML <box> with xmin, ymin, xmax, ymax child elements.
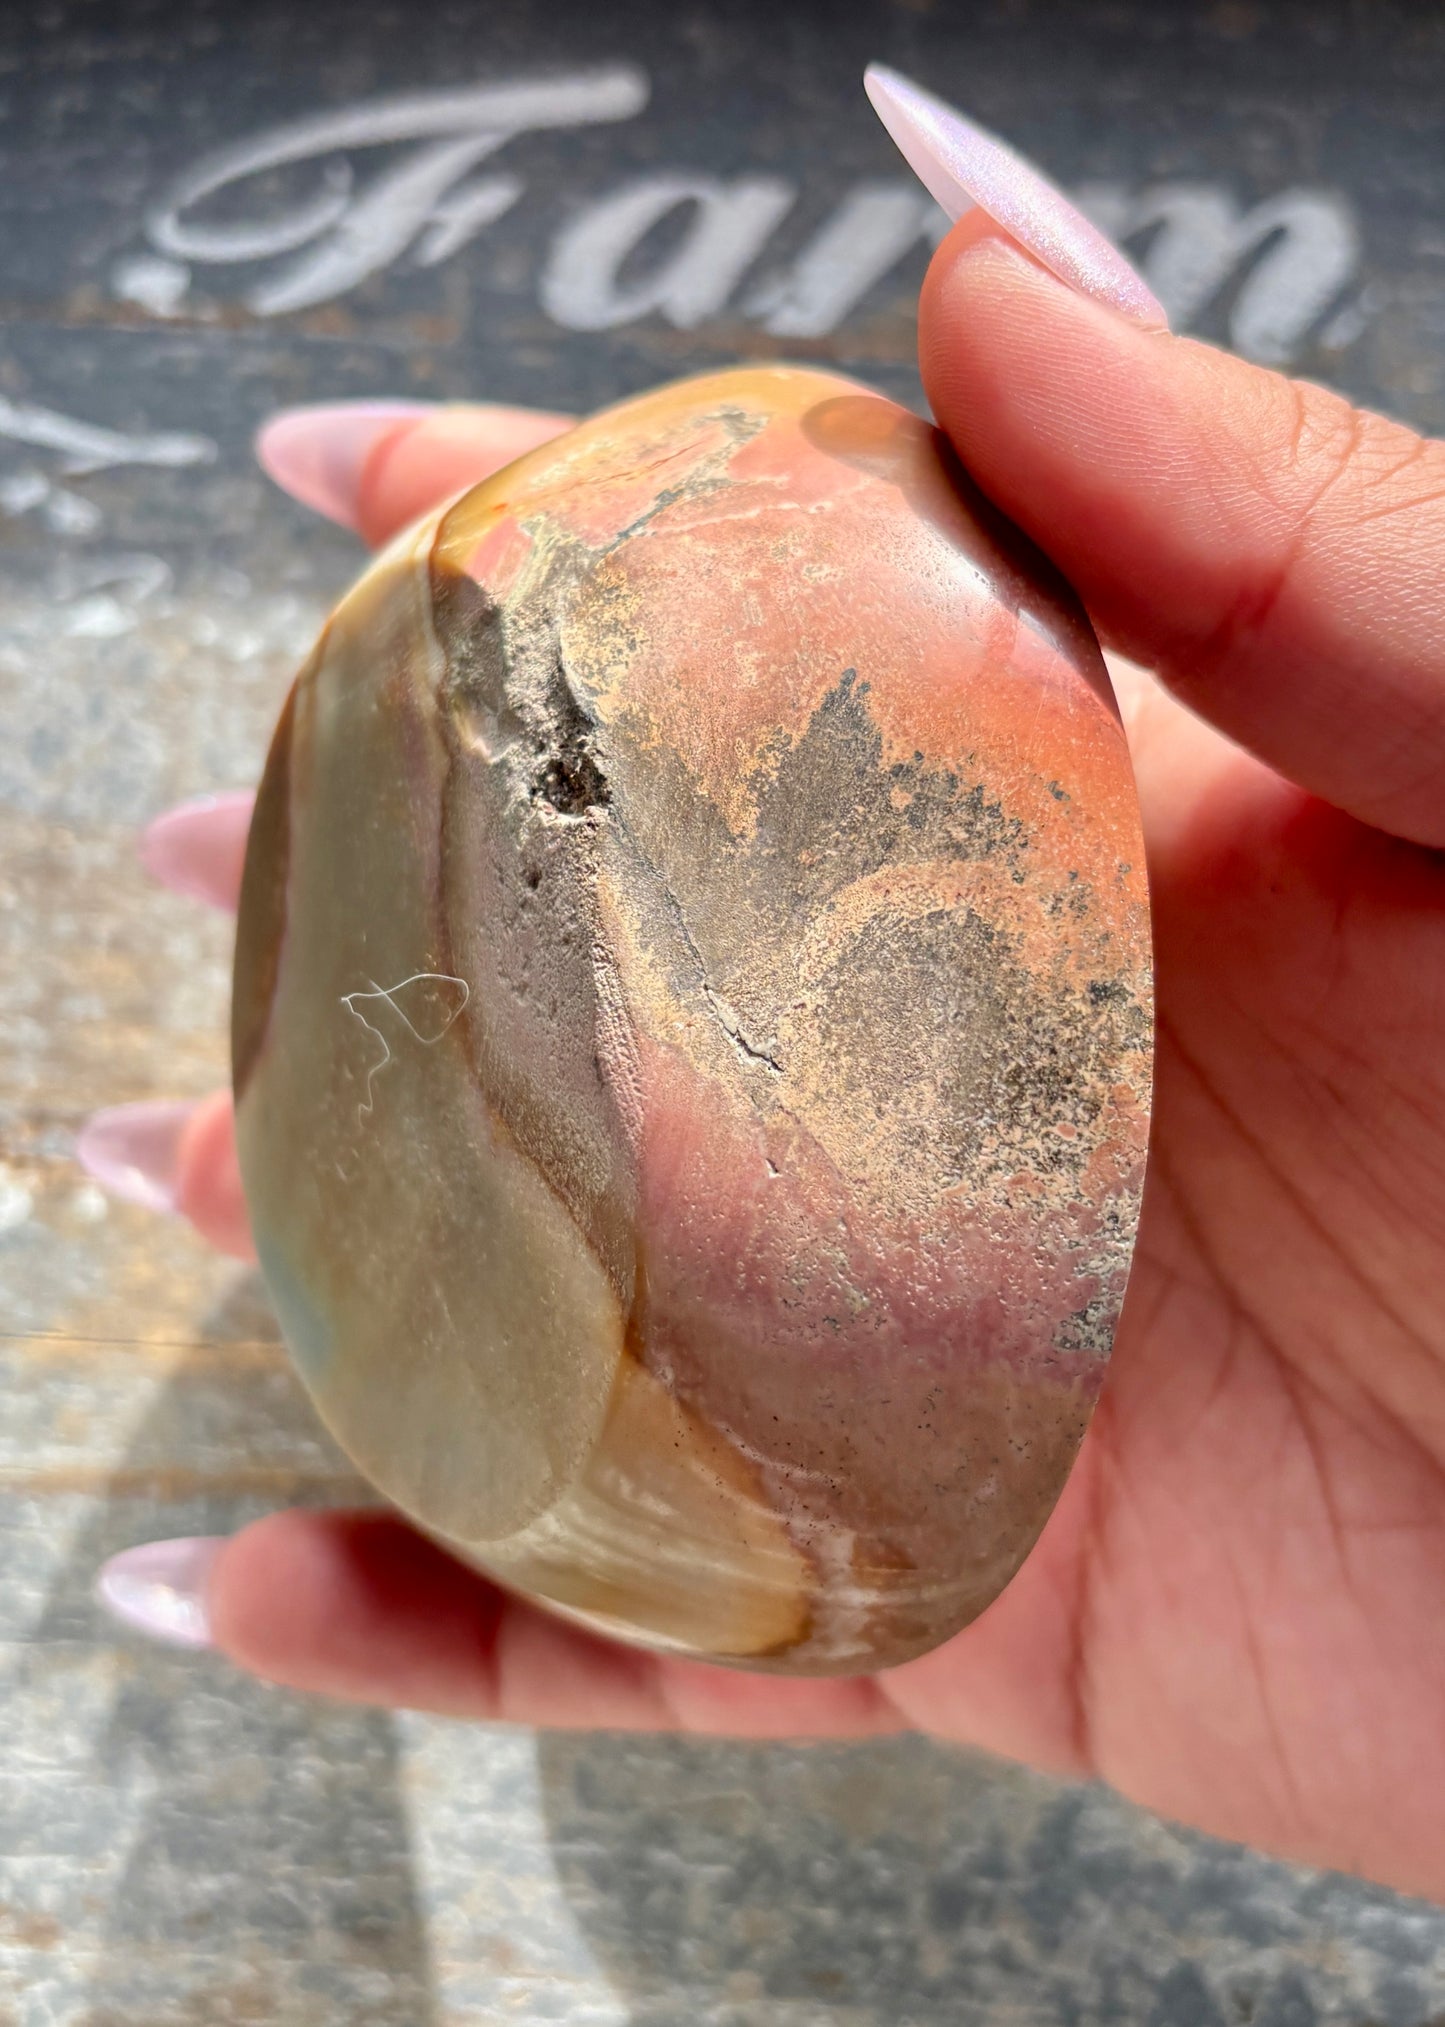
<box><xmin>233</xmin><ymin>365</ymin><xmax>1151</xmax><ymax>1674</ymax></box>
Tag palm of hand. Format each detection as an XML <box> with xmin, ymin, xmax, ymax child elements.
<box><xmin>889</xmin><ymin>666</ymin><xmax>1445</xmax><ymax>1894</ymax></box>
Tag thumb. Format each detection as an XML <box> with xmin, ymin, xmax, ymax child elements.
<box><xmin>920</xmin><ymin>227</ymin><xmax>1445</xmax><ymax>847</ymax></box>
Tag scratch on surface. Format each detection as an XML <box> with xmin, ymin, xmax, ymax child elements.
<box><xmin>340</xmin><ymin>971</ymin><xmax>470</xmax><ymax>1122</ymax></box>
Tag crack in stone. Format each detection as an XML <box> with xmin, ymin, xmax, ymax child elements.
<box><xmin>703</xmin><ymin>982</ymin><xmax>784</xmax><ymax>1075</ymax></box>
<box><xmin>609</xmin><ymin>800</ymin><xmax>785</xmax><ymax>1079</ymax></box>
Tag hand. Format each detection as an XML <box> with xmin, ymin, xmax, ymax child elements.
<box><xmin>84</xmin><ymin>110</ymin><xmax>1445</xmax><ymax>1906</ymax></box>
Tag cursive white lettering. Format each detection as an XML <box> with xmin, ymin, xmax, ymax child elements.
<box><xmin>541</xmin><ymin>174</ymin><xmax>795</xmax><ymax>331</ymax></box>
<box><xmin>110</xmin><ymin>74</ymin><xmax>1369</xmax><ymax>369</ymax></box>
<box><xmin>144</xmin><ymin>69</ymin><xmax>649</xmax><ymax>313</ymax></box>
<box><xmin>750</xmin><ymin>183</ymin><xmax>947</xmax><ymax>338</ymax></box>
<box><xmin>1078</xmin><ymin>181</ymin><xmax>1361</xmax><ymax>364</ymax></box>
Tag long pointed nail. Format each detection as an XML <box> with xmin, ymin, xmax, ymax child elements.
<box><xmin>76</xmin><ymin>1100</ymin><xmax>198</xmax><ymax>1213</ymax></box>
<box><xmin>864</xmin><ymin>64</ymin><xmax>1166</xmax><ymax>329</ymax></box>
<box><xmin>140</xmin><ymin>791</ymin><xmax>255</xmax><ymax>911</ymax></box>
<box><xmin>255</xmin><ymin>400</ymin><xmax>434</xmax><ymax>528</ymax></box>
<box><xmin>96</xmin><ymin>1538</ymin><xmax>221</xmax><ymax>1649</ymax></box>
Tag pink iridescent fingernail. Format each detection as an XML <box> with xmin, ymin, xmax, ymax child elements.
<box><xmin>255</xmin><ymin>400</ymin><xmax>433</xmax><ymax>528</ymax></box>
<box><xmin>76</xmin><ymin>1100</ymin><xmax>198</xmax><ymax>1213</ymax></box>
<box><xmin>864</xmin><ymin>64</ymin><xmax>1167</xmax><ymax>329</ymax></box>
<box><xmin>140</xmin><ymin>790</ymin><xmax>255</xmax><ymax>912</ymax></box>
<box><xmin>96</xmin><ymin>1538</ymin><xmax>222</xmax><ymax>1649</ymax></box>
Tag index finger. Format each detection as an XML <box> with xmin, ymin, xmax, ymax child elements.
<box><xmin>354</xmin><ymin>402</ymin><xmax>575</xmax><ymax>546</ymax></box>
<box><xmin>256</xmin><ymin>400</ymin><xmax>574</xmax><ymax>549</ymax></box>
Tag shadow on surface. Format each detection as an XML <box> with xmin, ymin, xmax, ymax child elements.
<box><xmin>537</xmin><ymin>1729</ymin><xmax>1445</xmax><ymax>2026</ymax></box>
<box><xmin>13</xmin><ymin>1271</ymin><xmax>439</xmax><ymax>2027</ymax></box>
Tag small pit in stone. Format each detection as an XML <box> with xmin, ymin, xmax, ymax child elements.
<box><xmin>535</xmin><ymin>742</ymin><xmax>609</xmax><ymax>816</ymax></box>
<box><xmin>531</xmin><ymin>650</ymin><xmax>611</xmax><ymax>818</ymax></box>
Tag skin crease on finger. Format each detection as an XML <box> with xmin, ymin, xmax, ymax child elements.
<box><xmin>130</xmin><ymin>269</ymin><xmax>1445</xmax><ymax>1892</ymax></box>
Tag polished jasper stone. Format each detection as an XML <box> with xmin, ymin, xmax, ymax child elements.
<box><xmin>232</xmin><ymin>365</ymin><xmax>1152</xmax><ymax>1674</ymax></box>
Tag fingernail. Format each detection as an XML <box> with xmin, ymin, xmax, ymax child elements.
<box><xmin>140</xmin><ymin>790</ymin><xmax>255</xmax><ymax>911</ymax></box>
<box><xmin>76</xmin><ymin>1100</ymin><xmax>198</xmax><ymax>1213</ymax></box>
<box><xmin>96</xmin><ymin>1538</ymin><xmax>221</xmax><ymax>1649</ymax></box>
<box><xmin>864</xmin><ymin>64</ymin><xmax>1167</xmax><ymax>329</ymax></box>
<box><xmin>255</xmin><ymin>400</ymin><xmax>433</xmax><ymax>528</ymax></box>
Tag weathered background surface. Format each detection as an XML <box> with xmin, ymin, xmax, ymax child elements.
<box><xmin>2</xmin><ymin>1</ymin><xmax>1444</xmax><ymax>2020</ymax></box>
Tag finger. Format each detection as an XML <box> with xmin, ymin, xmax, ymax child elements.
<box><xmin>77</xmin><ymin>1099</ymin><xmax>204</xmax><ymax>1216</ymax></box>
<box><xmin>140</xmin><ymin>790</ymin><xmax>255</xmax><ymax>911</ymax></box>
<box><xmin>75</xmin><ymin>1088</ymin><xmax>252</xmax><ymax>1258</ymax></box>
<box><xmin>256</xmin><ymin>400</ymin><xmax>574</xmax><ymax>547</ymax></box>
<box><xmin>920</xmin><ymin>221</ymin><xmax>1445</xmax><ymax>846</ymax></box>
<box><xmin>353</xmin><ymin>403</ymin><xmax>576</xmax><ymax>547</ymax></box>
<box><xmin>173</xmin><ymin>1089</ymin><xmax>253</xmax><ymax>1258</ymax></box>
<box><xmin>208</xmin><ymin>1510</ymin><xmax>902</xmax><ymax>1738</ymax></box>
